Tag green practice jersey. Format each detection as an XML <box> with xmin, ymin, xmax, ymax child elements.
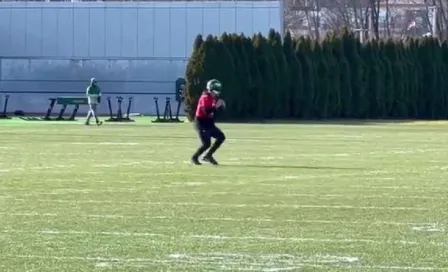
<box><xmin>86</xmin><ymin>84</ymin><xmax>101</xmax><ymax>104</ymax></box>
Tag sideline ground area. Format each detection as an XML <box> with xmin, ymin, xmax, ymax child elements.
<box><xmin>0</xmin><ymin>118</ymin><xmax>447</xmax><ymax>271</ymax></box>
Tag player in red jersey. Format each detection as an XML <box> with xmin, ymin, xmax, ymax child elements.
<box><xmin>191</xmin><ymin>79</ymin><xmax>226</xmax><ymax>165</ymax></box>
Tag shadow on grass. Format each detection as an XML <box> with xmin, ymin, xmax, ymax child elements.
<box><xmin>219</xmin><ymin>164</ymin><xmax>364</xmax><ymax>170</ymax></box>
<box><xmin>218</xmin><ymin>119</ymin><xmax>425</xmax><ymax>126</ymax></box>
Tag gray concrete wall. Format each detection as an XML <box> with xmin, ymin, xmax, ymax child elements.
<box><xmin>0</xmin><ymin>1</ymin><xmax>282</xmax><ymax>115</ymax></box>
<box><xmin>0</xmin><ymin>57</ymin><xmax>188</xmax><ymax>115</ymax></box>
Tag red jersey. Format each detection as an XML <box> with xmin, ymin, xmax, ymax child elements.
<box><xmin>195</xmin><ymin>91</ymin><xmax>216</xmax><ymax>119</ymax></box>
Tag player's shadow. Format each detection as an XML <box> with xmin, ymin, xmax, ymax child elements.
<box><xmin>217</xmin><ymin>119</ymin><xmax>419</xmax><ymax>126</ymax></box>
<box><xmin>220</xmin><ymin>164</ymin><xmax>363</xmax><ymax>170</ymax></box>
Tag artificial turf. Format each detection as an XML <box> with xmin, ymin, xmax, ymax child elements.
<box><xmin>0</xmin><ymin>118</ymin><xmax>447</xmax><ymax>271</ymax></box>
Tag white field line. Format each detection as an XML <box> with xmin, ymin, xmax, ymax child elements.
<box><xmin>0</xmin><ymin>153</ymin><xmax>435</xmax><ymax>174</ymax></box>
<box><xmin>0</xmin><ymin>164</ymin><xmax>74</xmax><ymax>173</ymax></box>
<box><xmin>2</xmin><ymin>159</ymin><xmax>351</xmax><ymax>173</ymax></box>
<box><xmin>1</xmin><ymin>159</ymin><xmax>217</xmax><ymax>173</ymax></box>
<box><xmin>5</xmin><ymin>172</ymin><xmax>445</xmax><ymax>192</ymax></box>
<box><xmin>0</xmin><ymin>198</ymin><xmax>435</xmax><ymax>211</ymax></box>
<box><xmin>1</xmin><ymin>229</ymin><xmax>446</xmax><ymax>247</ymax></box>
<box><xmin>242</xmin><ymin>265</ymin><xmax>448</xmax><ymax>271</ymax></box>
<box><xmin>2</xmin><ymin>163</ymin><xmax>445</xmax><ymax>191</ymax></box>
<box><xmin>0</xmin><ymin>170</ymin><xmax>394</xmax><ymax>186</ymax></box>
<box><xmin>0</xmin><ymin>160</ymin><xmax>177</xmax><ymax>172</ymax></box>
<box><xmin>1</xmin><ymin>188</ymin><xmax>444</xmax><ymax>200</ymax></box>
<box><xmin>4</xmin><ymin>254</ymin><xmax>447</xmax><ymax>271</ymax></box>
<box><xmin>0</xmin><ymin>163</ymin><xmax>360</xmax><ymax>173</ymax></box>
<box><xmin>3</xmin><ymin>167</ymin><xmax>441</xmax><ymax>190</ymax></box>
<box><xmin>0</xmin><ymin>171</ymin><xmax>267</xmax><ymax>180</ymax></box>
<box><xmin>0</xmin><ymin>175</ymin><xmax>361</xmax><ymax>188</ymax></box>
<box><xmin>1</xmin><ymin>163</ymin><xmax>446</xmax><ymax>191</ymax></box>
<box><xmin>169</xmin><ymin>253</ymin><xmax>446</xmax><ymax>271</ymax></box>
<box><xmin>356</xmin><ymin>266</ymin><xmax>445</xmax><ymax>271</ymax></box>
<box><xmin>411</xmin><ymin>224</ymin><xmax>445</xmax><ymax>232</ymax></box>
<box><xmin>428</xmin><ymin>166</ymin><xmax>448</xmax><ymax>171</ymax></box>
<box><xmin>1</xmin><ymin>183</ymin><xmax>446</xmax><ymax>192</ymax></box>
<box><xmin>0</xmin><ymin>183</ymin><xmax>446</xmax><ymax>194</ymax></box>
<box><xmin>0</xmin><ymin>212</ymin><xmax>442</xmax><ymax>227</ymax></box>
<box><xmin>71</xmin><ymin>142</ymin><xmax>140</xmax><ymax>145</ymax></box>
<box><xmin>1</xmin><ymin>182</ymin><xmax>445</xmax><ymax>192</ymax></box>
<box><xmin>257</xmin><ymin>183</ymin><xmax>447</xmax><ymax>191</ymax></box>
<box><xmin>239</xmin><ymin>267</ymin><xmax>302</xmax><ymax>271</ymax></box>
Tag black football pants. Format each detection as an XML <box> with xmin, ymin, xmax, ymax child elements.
<box><xmin>193</xmin><ymin>119</ymin><xmax>226</xmax><ymax>158</ymax></box>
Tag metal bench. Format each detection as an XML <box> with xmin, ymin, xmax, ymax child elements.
<box><xmin>44</xmin><ymin>96</ymin><xmax>89</xmax><ymax>121</ymax></box>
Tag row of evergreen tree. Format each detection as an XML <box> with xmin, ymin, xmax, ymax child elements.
<box><xmin>185</xmin><ymin>29</ymin><xmax>448</xmax><ymax>120</ymax></box>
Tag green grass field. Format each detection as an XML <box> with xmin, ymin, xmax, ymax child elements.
<box><xmin>0</xmin><ymin>118</ymin><xmax>447</xmax><ymax>271</ymax></box>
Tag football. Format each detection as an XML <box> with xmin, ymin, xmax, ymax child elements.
<box><xmin>217</xmin><ymin>99</ymin><xmax>226</xmax><ymax>109</ymax></box>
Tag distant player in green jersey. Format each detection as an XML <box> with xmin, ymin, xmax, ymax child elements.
<box><xmin>85</xmin><ymin>78</ymin><xmax>103</xmax><ymax>126</ymax></box>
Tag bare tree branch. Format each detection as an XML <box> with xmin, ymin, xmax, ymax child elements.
<box><xmin>284</xmin><ymin>0</ymin><xmax>436</xmax><ymax>39</ymax></box>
